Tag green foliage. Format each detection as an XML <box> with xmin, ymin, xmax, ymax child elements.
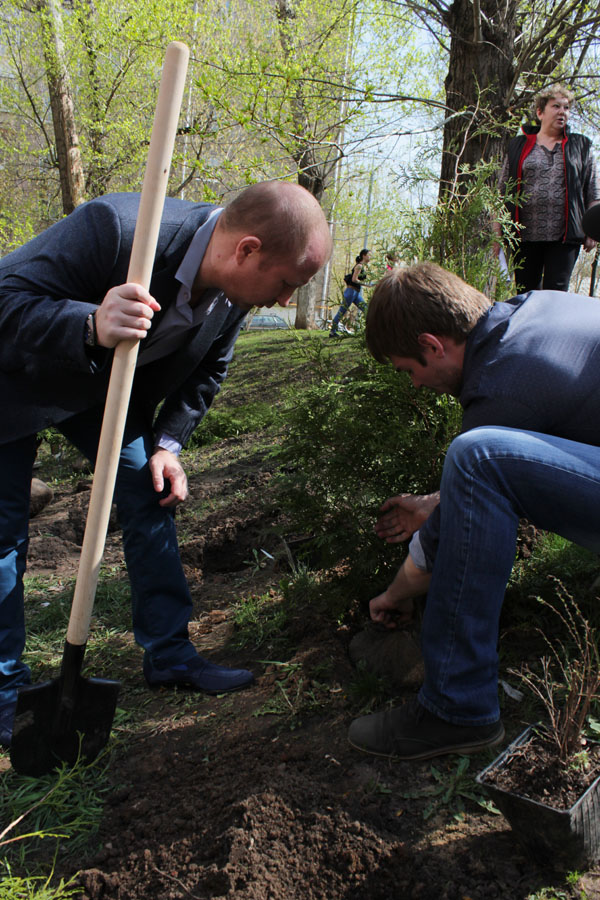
<box><xmin>395</xmin><ymin>160</ymin><xmax>518</xmax><ymax>299</ymax></box>
<box><xmin>525</xmin><ymin>884</ymin><xmax>592</xmax><ymax>900</ymax></box>
<box><xmin>252</xmin><ymin>660</ymin><xmax>329</xmax><ymax>730</ymax></box>
<box><xmin>525</xmin><ymin>889</ymin><xmax>574</xmax><ymax>900</ymax></box>
<box><xmin>21</xmin><ymin>568</ymin><xmax>132</xmax><ymax>683</ymax></box>
<box><xmin>363</xmin><ymin>774</ymin><xmax>393</xmax><ymax>796</ymax></box>
<box><xmin>275</xmin><ymin>335</ymin><xmax>461</xmax><ymax>590</ymax></box>
<box><xmin>195</xmin><ymin>0</ymin><xmax>358</xmax><ymax>185</ymax></box>
<box><xmin>188</xmin><ymin>401</ymin><xmax>279</xmax><ymax>447</ymax></box>
<box><xmin>346</xmin><ymin>661</ymin><xmax>393</xmax><ymax>712</ymax></box>
<box><xmin>0</xmin><ymin>868</ymin><xmax>82</xmax><ymax>900</ymax></box>
<box><xmin>232</xmin><ymin>559</ymin><xmax>347</xmax><ymax>654</ymax></box>
<box><xmin>231</xmin><ymin>592</ymin><xmax>289</xmax><ymax>652</ymax></box>
<box><xmin>0</xmin><ymin>217</ymin><xmax>36</xmax><ymax>257</ymax></box>
<box><xmin>509</xmin><ymin>534</ymin><xmax>600</xmax><ymax>609</ymax></box>
<box><xmin>587</xmin><ymin>715</ymin><xmax>600</xmax><ymax>738</ymax></box>
<box><xmin>279</xmin><ymin>561</ymin><xmax>358</xmax><ymax>632</ymax></box>
<box><xmin>399</xmin><ymin>756</ymin><xmax>498</xmax><ymax>821</ymax></box>
<box><xmin>0</xmin><ymin>0</ymin><xmax>375</xmax><ymax>247</ymax></box>
<box><xmin>0</xmin><ymin>0</ymin><xmax>196</xmax><ymax>238</ymax></box>
<box><xmin>0</xmin><ymin>749</ymin><xmax>112</xmax><ymax>870</ymax></box>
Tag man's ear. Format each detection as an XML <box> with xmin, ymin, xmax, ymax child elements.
<box><xmin>417</xmin><ymin>333</ymin><xmax>445</xmax><ymax>357</ymax></box>
<box><xmin>234</xmin><ymin>235</ymin><xmax>262</xmax><ymax>263</ymax></box>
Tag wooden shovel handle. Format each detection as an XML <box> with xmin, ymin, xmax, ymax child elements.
<box><xmin>67</xmin><ymin>41</ymin><xmax>189</xmax><ymax>646</ymax></box>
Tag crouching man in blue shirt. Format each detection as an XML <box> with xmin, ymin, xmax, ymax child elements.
<box><xmin>348</xmin><ymin>261</ymin><xmax>600</xmax><ymax>761</ymax></box>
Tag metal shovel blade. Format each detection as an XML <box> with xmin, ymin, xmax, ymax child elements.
<box><xmin>10</xmin><ymin>651</ymin><xmax>119</xmax><ymax>777</ymax></box>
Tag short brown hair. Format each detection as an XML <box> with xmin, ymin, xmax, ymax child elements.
<box><xmin>366</xmin><ymin>262</ymin><xmax>491</xmax><ymax>363</ymax></box>
<box><xmin>534</xmin><ymin>83</ymin><xmax>574</xmax><ymax>114</ymax></box>
<box><xmin>221</xmin><ymin>180</ymin><xmax>328</xmax><ymax>263</ymax></box>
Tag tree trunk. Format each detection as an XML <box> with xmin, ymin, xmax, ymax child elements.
<box><xmin>294</xmin><ymin>279</ymin><xmax>319</xmax><ymax>329</ymax></box>
<box><xmin>294</xmin><ymin>162</ymin><xmax>327</xmax><ymax>329</ymax></box>
<box><xmin>440</xmin><ymin>0</ymin><xmax>517</xmax><ymax>197</ymax></box>
<box><xmin>276</xmin><ymin>0</ymin><xmax>335</xmax><ymax>329</ymax></box>
<box><xmin>39</xmin><ymin>0</ymin><xmax>86</xmax><ymax>214</ymax></box>
<box><xmin>74</xmin><ymin>0</ymin><xmax>106</xmax><ymax>198</ymax></box>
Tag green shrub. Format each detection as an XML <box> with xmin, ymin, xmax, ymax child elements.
<box><xmin>275</xmin><ymin>337</ymin><xmax>461</xmax><ymax>593</ymax></box>
<box><xmin>273</xmin><ymin>166</ymin><xmax>526</xmax><ymax>605</ymax></box>
<box><xmin>394</xmin><ymin>159</ymin><xmax>518</xmax><ymax>300</ymax></box>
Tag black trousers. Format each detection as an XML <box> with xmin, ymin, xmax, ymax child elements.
<box><xmin>514</xmin><ymin>241</ymin><xmax>580</xmax><ymax>293</ymax></box>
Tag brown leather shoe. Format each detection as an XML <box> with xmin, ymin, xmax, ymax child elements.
<box><xmin>348</xmin><ymin>697</ymin><xmax>504</xmax><ymax>761</ymax></box>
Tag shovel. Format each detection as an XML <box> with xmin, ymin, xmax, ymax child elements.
<box><xmin>10</xmin><ymin>41</ymin><xmax>190</xmax><ymax>778</ymax></box>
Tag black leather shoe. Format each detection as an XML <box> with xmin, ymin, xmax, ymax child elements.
<box><xmin>0</xmin><ymin>699</ymin><xmax>16</xmax><ymax>749</ymax></box>
<box><xmin>143</xmin><ymin>654</ymin><xmax>254</xmax><ymax>695</ymax></box>
<box><xmin>348</xmin><ymin>697</ymin><xmax>504</xmax><ymax>761</ymax></box>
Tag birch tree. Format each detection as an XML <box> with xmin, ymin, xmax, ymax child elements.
<box><xmin>37</xmin><ymin>0</ymin><xmax>85</xmax><ymax>214</ymax></box>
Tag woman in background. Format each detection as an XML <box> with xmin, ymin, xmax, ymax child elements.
<box><xmin>497</xmin><ymin>84</ymin><xmax>599</xmax><ymax>292</ymax></box>
<box><xmin>330</xmin><ymin>248</ymin><xmax>371</xmax><ymax>337</ymax></box>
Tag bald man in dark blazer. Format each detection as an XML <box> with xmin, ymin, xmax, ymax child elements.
<box><xmin>0</xmin><ymin>182</ymin><xmax>332</xmax><ymax>746</ymax></box>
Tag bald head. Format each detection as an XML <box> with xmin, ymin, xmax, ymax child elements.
<box><xmin>221</xmin><ymin>181</ymin><xmax>332</xmax><ymax>265</ymax></box>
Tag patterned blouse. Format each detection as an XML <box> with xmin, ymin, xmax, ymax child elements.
<box><xmin>499</xmin><ymin>141</ymin><xmax>599</xmax><ymax>242</ymax></box>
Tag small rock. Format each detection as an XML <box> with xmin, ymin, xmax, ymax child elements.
<box><xmin>29</xmin><ymin>478</ymin><xmax>53</xmax><ymax>518</ymax></box>
<box><xmin>349</xmin><ymin>622</ymin><xmax>424</xmax><ymax>688</ymax></box>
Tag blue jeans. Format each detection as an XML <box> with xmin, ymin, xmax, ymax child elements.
<box><xmin>0</xmin><ymin>406</ymin><xmax>197</xmax><ymax>707</ymax></box>
<box><xmin>330</xmin><ymin>288</ymin><xmax>366</xmax><ymax>332</ymax></box>
<box><xmin>418</xmin><ymin>426</ymin><xmax>600</xmax><ymax>726</ymax></box>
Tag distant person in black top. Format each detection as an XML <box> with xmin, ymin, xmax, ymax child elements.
<box><xmin>330</xmin><ymin>248</ymin><xmax>371</xmax><ymax>336</ymax></box>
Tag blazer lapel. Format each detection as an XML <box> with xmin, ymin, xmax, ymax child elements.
<box><xmin>133</xmin><ymin>299</ymin><xmax>235</xmax><ymax>408</ymax></box>
<box><xmin>147</xmin><ymin>202</ymin><xmax>216</xmax><ymax>332</ymax></box>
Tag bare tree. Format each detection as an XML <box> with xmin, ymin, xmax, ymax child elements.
<box><xmin>275</xmin><ymin>0</ymin><xmax>349</xmax><ymax>327</ymax></box>
<box><xmin>37</xmin><ymin>0</ymin><xmax>86</xmax><ymax>214</ymax></box>
<box><xmin>391</xmin><ymin>0</ymin><xmax>600</xmax><ymax>196</ymax></box>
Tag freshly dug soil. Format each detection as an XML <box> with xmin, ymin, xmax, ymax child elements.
<box><xmin>7</xmin><ymin>330</ymin><xmax>600</xmax><ymax>900</ymax></box>
<box><xmin>12</xmin><ymin>438</ymin><xmax>598</xmax><ymax>900</ymax></box>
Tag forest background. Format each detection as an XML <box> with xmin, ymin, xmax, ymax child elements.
<box><xmin>3</xmin><ymin>0</ymin><xmax>600</xmax><ymax>317</ymax></box>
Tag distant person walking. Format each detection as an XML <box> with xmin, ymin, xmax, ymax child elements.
<box><xmin>496</xmin><ymin>84</ymin><xmax>599</xmax><ymax>292</ymax></box>
<box><xmin>330</xmin><ymin>249</ymin><xmax>371</xmax><ymax>337</ymax></box>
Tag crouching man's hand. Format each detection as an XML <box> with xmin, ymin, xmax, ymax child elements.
<box><xmin>375</xmin><ymin>492</ymin><xmax>440</xmax><ymax>544</ymax></box>
<box><xmin>149</xmin><ymin>449</ymin><xmax>188</xmax><ymax>508</ymax></box>
<box><xmin>370</xmin><ymin>555</ymin><xmax>432</xmax><ymax>630</ymax></box>
<box><xmin>370</xmin><ymin>591</ymin><xmax>415</xmax><ymax>629</ymax></box>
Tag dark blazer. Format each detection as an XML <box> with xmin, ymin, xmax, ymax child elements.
<box><xmin>0</xmin><ymin>193</ymin><xmax>247</xmax><ymax>445</ymax></box>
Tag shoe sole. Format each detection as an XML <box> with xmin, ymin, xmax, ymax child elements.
<box><xmin>145</xmin><ymin>678</ymin><xmax>255</xmax><ymax>697</ymax></box>
<box><xmin>348</xmin><ymin>722</ymin><xmax>505</xmax><ymax>761</ymax></box>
